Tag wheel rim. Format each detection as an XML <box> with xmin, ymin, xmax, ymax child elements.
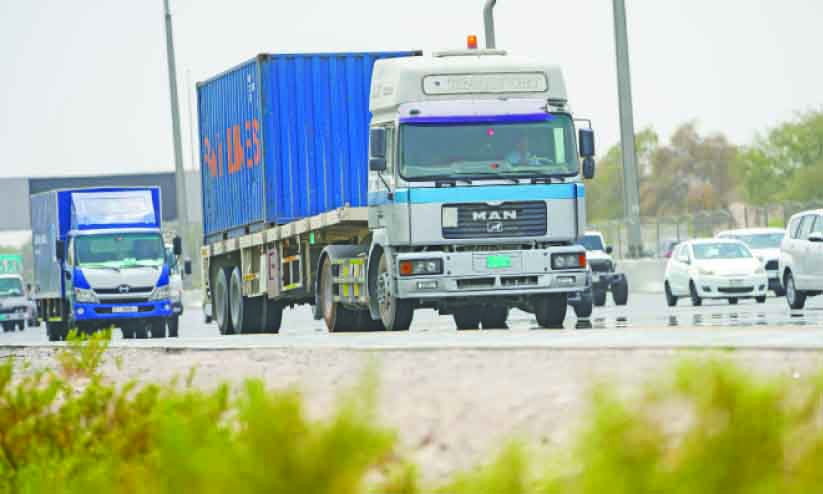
<box><xmin>377</xmin><ymin>255</ymin><xmax>393</xmax><ymax>322</ymax></box>
<box><xmin>787</xmin><ymin>276</ymin><xmax>795</xmax><ymax>304</ymax></box>
<box><xmin>215</xmin><ymin>272</ymin><xmax>228</xmax><ymax>329</ymax></box>
<box><xmin>229</xmin><ymin>270</ymin><xmax>242</xmax><ymax>330</ymax></box>
<box><xmin>321</xmin><ymin>258</ymin><xmax>334</xmax><ymax>322</ymax></box>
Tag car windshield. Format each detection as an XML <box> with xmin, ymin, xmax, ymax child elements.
<box><xmin>0</xmin><ymin>277</ymin><xmax>23</xmax><ymax>297</ymax></box>
<box><xmin>578</xmin><ymin>235</ymin><xmax>605</xmax><ymax>251</ymax></box>
<box><xmin>727</xmin><ymin>233</ymin><xmax>784</xmax><ymax>249</ymax></box>
<box><xmin>693</xmin><ymin>243</ymin><xmax>753</xmax><ymax>260</ymax></box>
<box><xmin>75</xmin><ymin>233</ymin><xmax>165</xmax><ymax>269</ymax></box>
<box><xmin>400</xmin><ymin>114</ymin><xmax>578</xmax><ymax>181</ymax></box>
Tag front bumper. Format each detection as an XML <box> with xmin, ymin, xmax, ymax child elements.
<box><xmin>693</xmin><ymin>274</ymin><xmax>769</xmax><ymax>299</ymax></box>
<box><xmin>395</xmin><ymin>249</ymin><xmax>589</xmax><ymax>299</ymax></box>
<box><xmin>72</xmin><ymin>301</ymin><xmax>174</xmax><ymax>321</ymax></box>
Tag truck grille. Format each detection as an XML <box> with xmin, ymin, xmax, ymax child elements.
<box><xmin>443</xmin><ymin>202</ymin><xmax>547</xmax><ymax>239</ymax></box>
<box><xmin>589</xmin><ymin>259</ymin><xmax>613</xmax><ymax>273</ymax></box>
<box><xmin>95</xmin><ymin>286</ymin><xmax>154</xmax><ymax>295</ymax></box>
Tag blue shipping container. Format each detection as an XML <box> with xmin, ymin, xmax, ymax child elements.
<box><xmin>197</xmin><ymin>51</ymin><xmax>418</xmax><ymax>242</ymax></box>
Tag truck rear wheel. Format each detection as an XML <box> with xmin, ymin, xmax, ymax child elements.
<box><xmin>453</xmin><ymin>308</ymin><xmax>481</xmax><ymax>330</ymax></box>
<box><xmin>3</xmin><ymin>322</ymin><xmax>14</xmax><ymax>333</ymax></box>
<box><xmin>47</xmin><ymin>321</ymin><xmax>67</xmax><ymax>341</ymax></box>
<box><xmin>263</xmin><ymin>300</ymin><xmax>283</xmax><ymax>334</ymax></box>
<box><xmin>319</xmin><ymin>255</ymin><xmax>358</xmax><ymax>332</ymax></box>
<box><xmin>572</xmin><ymin>288</ymin><xmax>594</xmax><ymax>319</ymax></box>
<box><xmin>612</xmin><ymin>278</ymin><xmax>629</xmax><ymax>306</ymax></box>
<box><xmin>376</xmin><ymin>252</ymin><xmax>413</xmax><ymax>331</ymax></box>
<box><xmin>534</xmin><ymin>293</ymin><xmax>568</xmax><ymax>329</ymax></box>
<box><xmin>214</xmin><ymin>267</ymin><xmax>233</xmax><ymax>335</ymax></box>
<box><xmin>481</xmin><ymin>306</ymin><xmax>509</xmax><ymax>329</ymax></box>
<box><xmin>593</xmin><ymin>289</ymin><xmax>607</xmax><ymax>307</ymax></box>
<box><xmin>229</xmin><ymin>267</ymin><xmax>264</xmax><ymax>334</ymax></box>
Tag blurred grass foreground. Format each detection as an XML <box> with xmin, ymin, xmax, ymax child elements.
<box><xmin>2</xmin><ymin>334</ymin><xmax>823</xmax><ymax>493</ymax></box>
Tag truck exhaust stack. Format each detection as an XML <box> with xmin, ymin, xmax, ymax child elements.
<box><xmin>483</xmin><ymin>0</ymin><xmax>497</xmax><ymax>49</ymax></box>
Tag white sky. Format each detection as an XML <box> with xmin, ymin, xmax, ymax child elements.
<box><xmin>1</xmin><ymin>0</ymin><xmax>821</xmax><ymax>179</ymax></box>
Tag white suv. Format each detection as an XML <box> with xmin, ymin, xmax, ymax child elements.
<box><xmin>780</xmin><ymin>209</ymin><xmax>823</xmax><ymax>309</ymax></box>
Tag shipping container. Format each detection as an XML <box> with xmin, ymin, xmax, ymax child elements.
<box><xmin>197</xmin><ymin>51</ymin><xmax>419</xmax><ymax>243</ymax></box>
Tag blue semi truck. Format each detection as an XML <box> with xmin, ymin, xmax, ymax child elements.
<box><xmin>31</xmin><ymin>187</ymin><xmax>190</xmax><ymax>341</ymax></box>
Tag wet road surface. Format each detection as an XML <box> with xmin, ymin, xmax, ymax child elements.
<box><xmin>2</xmin><ymin>293</ymin><xmax>822</xmax><ymax>350</ymax></box>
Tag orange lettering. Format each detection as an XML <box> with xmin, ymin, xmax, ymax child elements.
<box><xmin>204</xmin><ymin>137</ymin><xmax>217</xmax><ymax>177</ymax></box>
<box><xmin>245</xmin><ymin>121</ymin><xmax>253</xmax><ymax>168</ymax></box>
<box><xmin>252</xmin><ymin>118</ymin><xmax>261</xmax><ymax>165</ymax></box>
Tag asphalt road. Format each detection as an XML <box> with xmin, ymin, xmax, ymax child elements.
<box><xmin>2</xmin><ymin>291</ymin><xmax>823</xmax><ymax>350</ymax></box>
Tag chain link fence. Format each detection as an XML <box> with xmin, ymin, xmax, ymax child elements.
<box><xmin>590</xmin><ymin>200</ymin><xmax>823</xmax><ymax>259</ymax></box>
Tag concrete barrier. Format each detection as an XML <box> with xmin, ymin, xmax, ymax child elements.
<box><xmin>618</xmin><ymin>259</ymin><xmax>668</xmax><ymax>294</ymax></box>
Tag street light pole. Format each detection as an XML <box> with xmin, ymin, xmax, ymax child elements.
<box><xmin>163</xmin><ymin>0</ymin><xmax>190</xmax><ymax>257</ymax></box>
<box><xmin>612</xmin><ymin>0</ymin><xmax>643</xmax><ymax>257</ymax></box>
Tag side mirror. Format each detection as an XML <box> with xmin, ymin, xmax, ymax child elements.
<box><xmin>65</xmin><ymin>270</ymin><xmax>72</xmax><ymax>281</ymax></box>
<box><xmin>582</xmin><ymin>157</ymin><xmax>596</xmax><ymax>180</ymax></box>
<box><xmin>369</xmin><ymin>157</ymin><xmax>387</xmax><ymax>172</ymax></box>
<box><xmin>369</xmin><ymin>128</ymin><xmax>387</xmax><ymax>159</ymax></box>
<box><xmin>56</xmin><ymin>239</ymin><xmax>65</xmax><ymax>262</ymax></box>
<box><xmin>809</xmin><ymin>233</ymin><xmax>823</xmax><ymax>243</ymax></box>
<box><xmin>579</xmin><ymin>128</ymin><xmax>595</xmax><ymax>157</ymax></box>
<box><xmin>606</xmin><ymin>246</ymin><xmax>613</xmax><ymax>255</ymax></box>
<box><xmin>173</xmin><ymin>236</ymin><xmax>183</xmax><ymax>256</ymax></box>
<box><xmin>184</xmin><ymin>259</ymin><xmax>193</xmax><ymax>276</ymax></box>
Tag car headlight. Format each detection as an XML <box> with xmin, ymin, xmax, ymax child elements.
<box><xmin>552</xmin><ymin>252</ymin><xmax>587</xmax><ymax>270</ymax></box>
<box><xmin>697</xmin><ymin>267</ymin><xmax>715</xmax><ymax>276</ymax></box>
<box><xmin>74</xmin><ymin>288</ymin><xmax>98</xmax><ymax>304</ymax></box>
<box><xmin>150</xmin><ymin>285</ymin><xmax>171</xmax><ymax>301</ymax></box>
<box><xmin>399</xmin><ymin>259</ymin><xmax>443</xmax><ymax>276</ymax></box>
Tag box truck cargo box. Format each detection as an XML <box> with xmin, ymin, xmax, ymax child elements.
<box><xmin>197</xmin><ymin>51</ymin><xmax>419</xmax><ymax>242</ymax></box>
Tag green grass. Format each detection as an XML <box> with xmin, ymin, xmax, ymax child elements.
<box><xmin>3</xmin><ymin>338</ymin><xmax>823</xmax><ymax>493</ymax></box>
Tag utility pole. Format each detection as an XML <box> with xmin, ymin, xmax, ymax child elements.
<box><xmin>163</xmin><ymin>0</ymin><xmax>191</xmax><ymax>259</ymax></box>
<box><xmin>612</xmin><ymin>0</ymin><xmax>643</xmax><ymax>257</ymax></box>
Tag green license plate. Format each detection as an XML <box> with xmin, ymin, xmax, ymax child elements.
<box><xmin>486</xmin><ymin>255</ymin><xmax>512</xmax><ymax>269</ymax></box>
<box><xmin>0</xmin><ymin>315</ymin><xmax>6</xmax><ymax>321</ymax></box>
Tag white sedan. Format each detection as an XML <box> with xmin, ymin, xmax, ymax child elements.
<box><xmin>664</xmin><ymin>239</ymin><xmax>769</xmax><ymax>306</ymax></box>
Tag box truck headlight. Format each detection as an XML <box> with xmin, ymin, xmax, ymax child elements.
<box><xmin>552</xmin><ymin>253</ymin><xmax>586</xmax><ymax>270</ymax></box>
<box><xmin>74</xmin><ymin>288</ymin><xmax>98</xmax><ymax>304</ymax></box>
<box><xmin>399</xmin><ymin>259</ymin><xmax>443</xmax><ymax>276</ymax></box>
<box><xmin>150</xmin><ymin>285</ymin><xmax>171</xmax><ymax>301</ymax></box>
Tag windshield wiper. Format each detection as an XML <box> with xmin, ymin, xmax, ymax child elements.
<box><xmin>410</xmin><ymin>176</ymin><xmax>473</xmax><ymax>186</ymax></box>
<box><xmin>81</xmin><ymin>264</ymin><xmax>120</xmax><ymax>272</ymax></box>
<box><xmin>465</xmin><ymin>173</ymin><xmax>520</xmax><ymax>184</ymax></box>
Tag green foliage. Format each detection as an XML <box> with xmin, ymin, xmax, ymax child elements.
<box><xmin>4</xmin><ymin>339</ymin><xmax>823</xmax><ymax>494</ymax></box>
<box><xmin>55</xmin><ymin>329</ymin><xmax>112</xmax><ymax>379</ymax></box>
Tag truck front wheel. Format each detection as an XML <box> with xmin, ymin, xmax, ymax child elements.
<box><xmin>453</xmin><ymin>308</ymin><xmax>481</xmax><ymax>330</ymax></box>
<box><xmin>534</xmin><ymin>293</ymin><xmax>568</xmax><ymax>329</ymax></box>
<box><xmin>376</xmin><ymin>252</ymin><xmax>413</xmax><ymax>331</ymax></box>
<box><xmin>167</xmin><ymin>317</ymin><xmax>179</xmax><ymax>338</ymax></box>
<box><xmin>612</xmin><ymin>278</ymin><xmax>629</xmax><ymax>306</ymax></box>
<box><xmin>481</xmin><ymin>306</ymin><xmax>509</xmax><ymax>329</ymax></box>
<box><xmin>593</xmin><ymin>289</ymin><xmax>607</xmax><ymax>307</ymax></box>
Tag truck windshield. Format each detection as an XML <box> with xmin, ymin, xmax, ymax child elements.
<box><xmin>0</xmin><ymin>278</ymin><xmax>23</xmax><ymax>297</ymax></box>
<box><xmin>578</xmin><ymin>235</ymin><xmax>605</xmax><ymax>251</ymax></box>
<box><xmin>75</xmin><ymin>233</ymin><xmax>165</xmax><ymax>269</ymax></box>
<box><xmin>400</xmin><ymin>114</ymin><xmax>578</xmax><ymax>181</ymax></box>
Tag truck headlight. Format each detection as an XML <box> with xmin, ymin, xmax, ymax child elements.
<box><xmin>74</xmin><ymin>288</ymin><xmax>98</xmax><ymax>304</ymax></box>
<box><xmin>150</xmin><ymin>285</ymin><xmax>171</xmax><ymax>301</ymax></box>
<box><xmin>552</xmin><ymin>253</ymin><xmax>586</xmax><ymax>270</ymax></box>
<box><xmin>399</xmin><ymin>259</ymin><xmax>443</xmax><ymax>276</ymax></box>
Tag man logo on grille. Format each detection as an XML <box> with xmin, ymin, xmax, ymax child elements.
<box><xmin>472</xmin><ymin>210</ymin><xmax>517</xmax><ymax>221</ymax></box>
<box><xmin>487</xmin><ymin>222</ymin><xmax>504</xmax><ymax>233</ymax></box>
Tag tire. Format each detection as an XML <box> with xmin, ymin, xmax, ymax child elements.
<box><xmin>150</xmin><ymin>319</ymin><xmax>166</xmax><ymax>338</ymax></box>
<box><xmin>355</xmin><ymin>311</ymin><xmax>385</xmax><ymax>332</ymax></box>
<box><xmin>785</xmin><ymin>272</ymin><xmax>806</xmax><ymax>310</ymax></box>
<box><xmin>612</xmin><ymin>279</ymin><xmax>629</xmax><ymax>306</ymax></box>
<box><xmin>453</xmin><ymin>308</ymin><xmax>481</xmax><ymax>330</ymax></box>
<box><xmin>481</xmin><ymin>306</ymin><xmax>510</xmax><ymax>329</ymax></box>
<box><xmin>375</xmin><ymin>252</ymin><xmax>414</xmax><ymax>331</ymax></box>
<box><xmin>689</xmin><ymin>281</ymin><xmax>703</xmax><ymax>307</ymax></box>
<box><xmin>135</xmin><ymin>325</ymin><xmax>149</xmax><ymax>339</ymax></box>
<box><xmin>664</xmin><ymin>282</ymin><xmax>678</xmax><ymax>307</ymax></box>
<box><xmin>121</xmin><ymin>325</ymin><xmax>135</xmax><ymax>339</ymax></box>
<box><xmin>756</xmin><ymin>296</ymin><xmax>767</xmax><ymax>304</ymax></box>
<box><xmin>534</xmin><ymin>293</ymin><xmax>568</xmax><ymax>329</ymax></box>
<box><xmin>262</xmin><ymin>300</ymin><xmax>283</xmax><ymax>334</ymax></box>
<box><xmin>17</xmin><ymin>321</ymin><xmax>25</xmax><ymax>331</ymax></box>
<box><xmin>593</xmin><ymin>289</ymin><xmax>607</xmax><ymax>307</ymax></box>
<box><xmin>728</xmin><ymin>298</ymin><xmax>738</xmax><ymax>305</ymax></box>
<box><xmin>46</xmin><ymin>322</ymin><xmax>65</xmax><ymax>341</ymax></box>
<box><xmin>2</xmin><ymin>322</ymin><xmax>13</xmax><ymax>333</ymax></box>
<box><xmin>319</xmin><ymin>255</ymin><xmax>359</xmax><ymax>332</ymax></box>
<box><xmin>167</xmin><ymin>317</ymin><xmax>179</xmax><ymax>338</ymax></box>
<box><xmin>773</xmin><ymin>286</ymin><xmax>786</xmax><ymax>297</ymax></box>
<box><xmin>572</xmin><ymin>289</ymin><xmax>593</xmax><ymax>319</ymax></box>
<box><xmin>214</xmin><ymin>267</ymin><xmax>233</xmax><ymax>335</ymax></box>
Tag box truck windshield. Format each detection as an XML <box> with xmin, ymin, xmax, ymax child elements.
<box><xmin>399</xmin><ymin>114</ymin><xmax>578</xmax><ymax>181</ymax></box>
<box><xmin>0</xmin><ymin>278</ymin><xmax>23</xmax><ymax>297</ymax></box>
<box><xmin>75</xmin><ymin>233</ymin><xmax>165</xmax><ymax>269</ymax></box>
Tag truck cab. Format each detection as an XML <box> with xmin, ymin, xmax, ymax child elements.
<box><xmin>330</xmin><ymin>49</ymin><xmax>596</xmax><ymax>330</ymax></box>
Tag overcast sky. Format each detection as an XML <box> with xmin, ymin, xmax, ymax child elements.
<box><xmin>1</xmin><ymin>0</ymin><xmax>821</xmax><ymax>180</ymax></box>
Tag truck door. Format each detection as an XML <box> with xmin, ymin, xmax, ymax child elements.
<box><xmin>368</xmin><ymin>126</ymin><xmax>396</xmax><ymax>230</ymax></box>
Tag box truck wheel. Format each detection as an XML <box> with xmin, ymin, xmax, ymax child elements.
<box><xmin>213</xmin><ymin>267</ymin><xmax>233</xmax><ymax>335</ymax></box>
<box><xmin>150</xmin><ymin>319</ymin><xmax>166</xmax><ymax>338</ymax></box>
<box><xmin>263</xmin><ymin>301</ymin><xmax>283</xmax><ymax>334</ymax></box>
<box><xmin>612</xmin><ymin>278</ymin><xmax>629</xmax><ymax>306</ymax></box>
<box><xmin>453</xmin><ymin>308</ymin><xmax>481</xmax><ymax>330</ymax></box>
<box><xmin>46</xmin><ymin>321</ymin><xmax>67</xmax><ymax>341</ymax></box>
<box><xmin>319</xmin><ymin>256</ymin><xmax>358</xmax><ymax>332</ymax></box>
<box><xmin>534</xmin><ymin>293</ymin><xmax>568</xmax><ymax>329</ymax></box>
<box><xmin>229</xmin><ymin>267</ymin><xmax>263</xmax><ymax>334</ymax></box>
<box><xmin>2</xmin><ymin>322</ymin><xmax>13</xmax><ymax>333</ymax></box>
<box><xmin>481</xmin><ymin>306</ymin><xmax>509</xmax><ymax>330</ymax></box>
<box><xmin>376</xmin><ymin>252</ymin><xmax>413</xmax><ymax>331</ymax></box>
<box><xmin>167</xmin><ymin>317</ymin><xmax>179</xmax><ymax>338</ymax></box>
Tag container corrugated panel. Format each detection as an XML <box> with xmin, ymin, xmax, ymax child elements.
<box><xmin>198</xmin><ymin>51</ymin><xmax>417</xmax><ymax>242</ymax></box>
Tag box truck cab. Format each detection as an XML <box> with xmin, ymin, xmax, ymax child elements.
<box><xmin>31</xmin><ymin>188</ymin><xmax>188</xmax><ymax>341</ymax></box>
